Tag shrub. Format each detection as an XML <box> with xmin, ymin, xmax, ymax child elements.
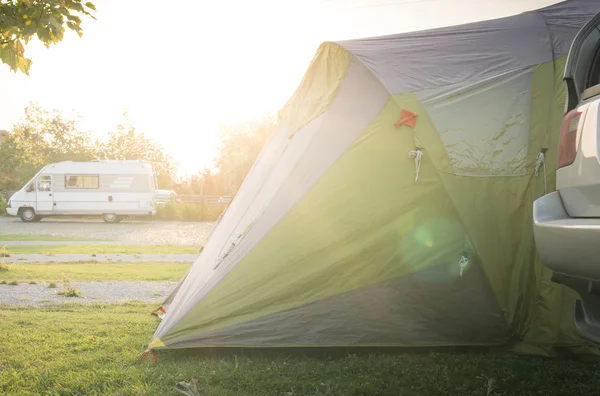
<box><xmin>202</xmin><ymin>204</ymin><xmax>226</xmax><ymax>221</ymax></box>
<box><xmin>156</xmin><ymin>201</ymin><xmax>180</xmax><ymax>220</ymax></box>
<box><xmin>0</xmin><ymin>197</ymin><xmax>7</xmax><ymax>216</ymax></box>
<box><xmin>181</xmin><ymin>203</ymin><xmax>203</xmax><ymax>221</ymax></box>
<box><xmin>0</xmin><ymin>246</ymin><xmax>11</xmax><ymax>257</ymax></box>
<box><xmin>47</xmin><ymin>282</ymin><xmax>58</xmax><ymax>288</ymax></box>
<box><xmin>56</xmin><ymin>282</ymin><xmax>82</xmax><ymax>297</ymax></box>
<box><xmin>0</xmin><ymin>261</ymin><xmax>9</xmax><ymax>271</ymax></box>
<box><xmin>155</xmin><ymin>201</ymin><xmax>226</xmax><ymax>222</ymax></box>
<box><xmin>8</xmin><ymin>280</ymin><xmax>18</xmax><ymax>286</ymax></box>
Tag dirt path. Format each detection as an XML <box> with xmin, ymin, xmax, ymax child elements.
<box><xmin>0</xmin><ymin>217</ymin><xmax>215</xmax><ymax>245</ymax></box>
<box><xmin>0</xmin><ymin>281</ymin><xmax>176</xmax><ymax>306</ymax></box>
<box><xmin>0</xmin><ymin>240</ymin><xmax>198</xmax><ymax>246</ymax></box>
<box><xmin>2</xmin><ymin>253</ymin><xmax>198</xmax><ymax>263</ymax></box>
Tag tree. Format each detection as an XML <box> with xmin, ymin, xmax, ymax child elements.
<box><xmin>0</xmin><ymin>102</ymin><xmax>96</xmax><ymax>190</ymax></box>
<box><xmin>214</xmin><ymin>114</ymin><xmax>277</xmax><ymax>194</ymax></box>
<box><xmin>0</xmin><ymin>103</ymin><xmax>177</xmax><ymax>191</ymax></box>
<box><xmin>97</xmin><ymin>122</ymin><xmax>177</xmax><ymax>188</ymax></box>
<box><xmin>0</xmin><ymin>0</ymin><xmax>96</xmax><ymax>74</ymax></box>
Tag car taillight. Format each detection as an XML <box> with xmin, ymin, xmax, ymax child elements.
<box><xmin>557</xmin><ymin>104</ymin><xmax>589</xmax><ymax>169</ymax></box>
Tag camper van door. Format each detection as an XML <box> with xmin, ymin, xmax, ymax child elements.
<box><xmin>36</xmin><ymin>175</ymin><xmax>54</xmax><ymax>212</ymax></box>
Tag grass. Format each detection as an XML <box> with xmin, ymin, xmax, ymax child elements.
<box><xmin>0</xmin><ymin>303</ymin><xmax>599</xmax><ymax>395</ymax></box>
<box><xmin>0</xmin><ymin>262</ymin><xmax>9</xmax><ymax>271</ymax></box>
<box><xmin>0</xmin><ymin>262</ymin><xmax>189</xmax><ymax>282</ymax></box>
<box><xmin>0</xmin><ymin>234</ymin><xmax>111</xmax><ymax>241</ymax></box>
<box><xmin>8</xmin><ymin>244</ymin><xmax>199</xmax><ymax>255</ymax></box>
<box><xmin>47</xmin><ymin>282</ymin><xmax>57</xmax><ymax>288</ymax></box>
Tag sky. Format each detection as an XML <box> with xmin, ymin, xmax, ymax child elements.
<box><xmin>0</xmin><ymin>0</ymin><xmax>561</xmax><ymax>177</ymax></box>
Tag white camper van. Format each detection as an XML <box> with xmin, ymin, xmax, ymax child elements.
<box><xmin>6</xmin><ymin>160</ymin><xmax>157</xmax><ymax>223</ymax></box>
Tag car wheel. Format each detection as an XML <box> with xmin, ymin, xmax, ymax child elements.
<box><xmin>103</xmin><ymin>213</ymin><xmax>121</xmax><ymax>223</ymax></box>
<box><xmin>20</xmin><ymin>208</ymin><xmax>36</xmax><ymax>222</ymax></box>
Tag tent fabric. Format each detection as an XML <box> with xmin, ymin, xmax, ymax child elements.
<box><xmin>151</xmin><ymin>0</ymin><xmax>600</xmax><ymax>355</ymax></box>
<box><xmin>164</xmin><ymin>261</ymin><xmax>509</xmax><ymax>348</ymax></box>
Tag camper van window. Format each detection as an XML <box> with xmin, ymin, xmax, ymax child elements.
<box><xmin>65</xmin><ymin>175</ymin><xmax>99</xmax><ymax>189</ymax></box>
<box><xmin>26</xmin><ymin>183</ymin><xmax>34</xmax><ymax>193</ymax></box>
<box><xmin>37</xmin><ymin>176</ymin><xmax>51</xmax><ymax>192</ymax></box>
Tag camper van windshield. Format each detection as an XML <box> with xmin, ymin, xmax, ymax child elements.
<box><xmin>26</xmin><ymin>183</ymin><xmax>34</xmax><ymax>192</ymax></box>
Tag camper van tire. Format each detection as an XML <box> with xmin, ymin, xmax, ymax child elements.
<box><xmin>20</xmin><ymin>207</ymin><xmax>36</xmax><ymax>223</ymax></box>
<box><xmin>103</xmin><ymin>213</ymin><xmax>121</xmax><ymax>223</ymax></box>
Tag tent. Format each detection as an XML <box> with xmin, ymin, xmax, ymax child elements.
<box><xmin>149</xmin><ymin>0</ymin><xmax>600</xmax><ymax>356</ymax></box>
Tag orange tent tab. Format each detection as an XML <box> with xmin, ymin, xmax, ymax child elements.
<box><xmin>394</xmin><ymin>109</ymin><xmax>417</xmax><ymax>128</ymax></box>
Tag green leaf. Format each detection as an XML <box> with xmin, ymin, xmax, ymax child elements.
<box><xmin>22</xmin><ymin>23</ymin><xmax>37</xmax><ymax>37</ymax></box>
<box><xmin>0</xmin><ymin>45</ymin><xmax>18</xmax><ymax>73</ymax></box>
<box><xmin>85</xmin><ymin>2</ymin><xmax>96</xmax><ymax>11</ymax></box>
<box><xmin>36</xmin><ymin>27</ymin><xmax>52</xmax><ymax>45</ymax></box>
<box><xmin>15</xmin><ymin>40</ymin><xmax>24</xmax><ymax>55</ymax></box>
<box><xmin>48</xmin><ymin>15</ymin><xmax>63</xmax><ymax>32</ymax></box>
<box><xmin>17</xmin><ymin>55</ymin><xmax>32</xmax><ymax>75</ymax></box>
<box><xmin>66</xmin><ymin>14</ymin><xmax>82</xmax><ymax>24</ymax></box>
<box><xmin>70</xmin><ymin>2</ymin><xmax>84</xmax><ymax>12</ymax></box>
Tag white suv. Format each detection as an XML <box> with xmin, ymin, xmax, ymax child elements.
<box><xmin>533</xmin><ymin>11</ymin><xmax>600</xmax><ymax>343</ymax></box>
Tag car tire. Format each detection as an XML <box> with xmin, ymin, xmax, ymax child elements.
<box><xmin>103</xmin><ymin>213</ymin><xmax>121</xmax><ymax>223</ymax></box>
<box><xmin>20</xmin><ymin>208</ymin><xmax>36</xmax><ymax>222</ymax></box>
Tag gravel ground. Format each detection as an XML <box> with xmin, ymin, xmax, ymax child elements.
<box><xmin>0</xmin><ymin>240</ymin><xmax>198</xmax><ymax>246</ymax></box>
<box><xmin>0</xmin><ymin>281</ymin><xmax>176</xmax><ymax>306</ymax></box>
<box><xmin>0</xmin><ymin>217</ymin><xmax>215</xmax><ymax>245</ymax></box>
<box><xmin>2</xmin><ymin>253</ymin><xmax>198</xmax><ymax>263</ymax></box>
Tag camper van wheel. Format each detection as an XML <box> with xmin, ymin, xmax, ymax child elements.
<box><xmin>20</xmin><ymin>208</ymin><xmax>36</xmax><ymax>222</ymax></box>
<box><xmin>103</xmin><ymin>213</ymin><xmax>121</xmax><ymax>223</ymax></box>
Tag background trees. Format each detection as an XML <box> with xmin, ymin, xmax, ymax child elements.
<box><xmin>0</xmin><ymin>103</ymin><xmax>276</xmax><ymax>195</ymax></box>
<box><xmin>0</xmin><ymin>103</ymin><xmax>175</xmax><ymax>190</ymax></box>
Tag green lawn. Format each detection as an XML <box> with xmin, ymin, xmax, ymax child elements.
<box><xmin>0</xmin><ymin>234</ymin><xmax>110</xmax><ymax>241</ymax></box>
<box><xmin>0</xmin><ymin>303</ymin><xmax>599</xmax><ymax>395</ymax></box>
<box><xmin>0</xmin><ymin>262</ymin><xmax>189</xmax><ymax>282</ymax></box>
<box><xmin>5</xmin><ymin>244</ymin><xmax>200</xmax><ymax>255</ymax></box>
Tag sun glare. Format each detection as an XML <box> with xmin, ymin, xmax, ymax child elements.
<box><xmin>0</xmin><ymin>0</ymin><xmax>561</xmax><ymax>177</ymax></box>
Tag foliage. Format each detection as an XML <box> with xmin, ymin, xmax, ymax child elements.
<box><xmin>2</xmin><ymin>303</ymin><xmax>600</xmax><ymax>395</ymax></box>
<box><xmin>0</xmin><ymin>261</ymin><xmax>189</xmax><ymax>282</ymax></box>
<box><xmin>0</xmin><ymin>0</ymin><xmax>96</xmax><ymax>74</ymax></box>
<box><xmin>156</xmin><ymin>201</ymin><xmax>179</xmax><ymax>220</ymax></box>
<box><xmin>214</xmin><ymin>114</ymin><xmax>277</xmax><ymax>194</ymax></box>
<box><xmin>155</xmin><ymin>202</ymin><xmax>224</xmax><ymax>222</ymax></box>
<box><xmin>95</xmin><ymin>121</ymin><xmax>176</xmax><ymax>188</ymax></box>
<box><xmin>0</xmin><ymin>196</ymin><xmax>6</xmax><ymax>215</ymax></box>
<box><xmin>46</xmin><ymin>281</ymin><xmax>57</xmax><ymax>288</ymax></box>
<box><xmin>0</xmin><ymin>103</ymin><xmax>177</xmax><ymax>191</ymax></box>
<box><xmin>8</xmin><ymin>243</ymin><xmax>199</xmax><ymax>254</ymax></box>
<box><xmin>0</xmin><ymin>245</ymin><xmax>10</xmax><ymax>257</ymax></box>
<box><xmin>0</xmin><ymin>103</ymin><xmax>96</xmax><ymax>190</ymax></box>
<box><xmin>174</xmin><ymin>114</ymin><xmax>277</xmax><ymax>197</ymax></box>
<box><xmin>0</xmin><ymin>261</ymin><xmax>9</xmax><ymax>271</ymax></box>
<box><xmin>55</xmin><ymin>281</ymin><xmax>82</xmax><ymax>297</ymax></box>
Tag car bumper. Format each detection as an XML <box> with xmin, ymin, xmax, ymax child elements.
<box><xmin>6</xmin><ymin>207</ymin><xmax>18</xmax><ymax>216</ymax></box>
<box><xmin>533</xmin><ymin>191</ymin><xmax>600</xmax><ymax>281</ymax></box>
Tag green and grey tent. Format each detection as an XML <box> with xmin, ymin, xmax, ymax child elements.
<box><xmin>150</xmin><ymin>0</ymin><xmax>600</xmax><ymax>356</ymax></box>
